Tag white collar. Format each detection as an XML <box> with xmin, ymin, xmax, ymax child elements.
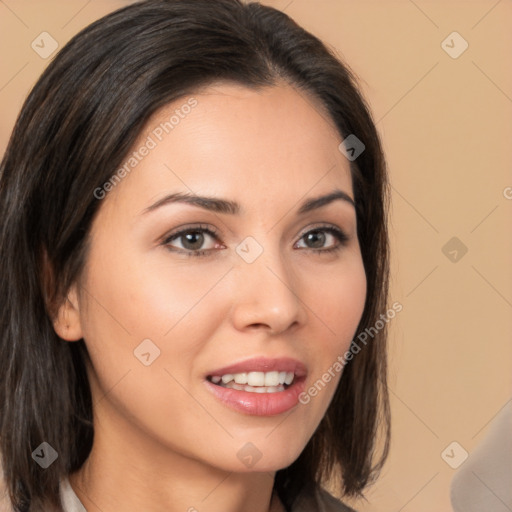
<box><xmin>60</xmin><ymin>477</ymin><xmax>87</xmax><ymax>512</ymax></box>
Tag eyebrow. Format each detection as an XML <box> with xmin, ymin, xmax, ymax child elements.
<box><xmin>141</xmin><ymin>189</ymin><xmax>355</xmax><ymax>216</ymax></box>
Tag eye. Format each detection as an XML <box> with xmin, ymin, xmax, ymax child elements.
<box><xmin>162</xmin><ymin>225</ymin><xmax>223</xmax><ymax>257</ymax></box>
<box><xmin>295</xmin><ymin>226</ymin><xmax>349</xmax><ymax>253</ymax></box>
<box><xmin>161</xmin><ymin>224</ymin><xmax>349</xmax><ymax>257</ymax></box>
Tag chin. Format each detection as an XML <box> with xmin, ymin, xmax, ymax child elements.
<box><xmin>207</xmin><ymin>438</ymin><xmax>307</xmax><ymax>475</ymax></box>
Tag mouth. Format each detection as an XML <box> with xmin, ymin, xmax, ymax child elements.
<box><xmin>207</xmin><ymin>370</ymin><xmax>296</xmax><ymax>394</ymax></box>
<box><xmin>204</xmin><ymin>357</ymin><xmax>307</xmax><ymax>416</ymax></box>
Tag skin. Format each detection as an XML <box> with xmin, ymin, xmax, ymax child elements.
<box><xmin>54</xmin><ymin>82</ymin><xmax>367</xmax><ymax>512</ymax></box>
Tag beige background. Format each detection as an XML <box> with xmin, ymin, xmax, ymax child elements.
<box><xmin>1</xmin><ymin>1</ymin><xmax>511</xmax><ymax>511</ymax></box>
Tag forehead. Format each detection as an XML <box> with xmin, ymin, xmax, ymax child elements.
<box><xmin>100</xmin><ymin>82</ymin><xmax>353</xmax><ymax>217</ymax></box>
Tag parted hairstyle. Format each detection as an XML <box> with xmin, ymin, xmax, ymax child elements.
<box><xmin>0</xmin><ymin>0</ymin><xmax>391</xmax><ymax>510</ymax></box>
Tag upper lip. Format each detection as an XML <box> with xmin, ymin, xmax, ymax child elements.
<box><xmin>207</xmin><ymin>357</ymin><xmax>307</xmax><ymax>378</ymax></box>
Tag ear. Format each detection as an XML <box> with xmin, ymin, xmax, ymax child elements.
<box><xmin>40</xmin><ymin>249</ymin><xmax>83</xmax><ymax>341</ymax></box>
<box><xmin>53</xmin><ymin>284</ymin><xmax>84</xmax><ymax>341</ymax></box>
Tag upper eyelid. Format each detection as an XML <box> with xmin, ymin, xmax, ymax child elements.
<box><xmin>162</xmin><ymin>223</ymin><xmax>349</xmax><ymax>247</ymax></box>
<box><xmin>162</xmin><ymin>224</ymin><xmax>219</xmax><ymax>241</ymax></box>
<box><xmin>164</xmin><ymin>222</ymin><xmax>346</xmax><ymax>236</ymax></box>
<box><xmin>296</xmin><ymin>223</ymin><xmax>348</xmax><ymax>237</ymax></box>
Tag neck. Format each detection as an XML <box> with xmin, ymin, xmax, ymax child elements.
<box><xmin>69</xmin><ymin>396</ymin><xmax>284</xmax><ymax>512</ymax></box>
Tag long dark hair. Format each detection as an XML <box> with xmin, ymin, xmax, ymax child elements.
<box><xmin>0</xmin><ymin>1</ymin><xmax>390</xmax><ymax>510</ymax></box>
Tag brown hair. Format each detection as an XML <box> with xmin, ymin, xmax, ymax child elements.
<box><xmin>0</xmin><ymin>1</ymin><xmax>390</xmax><ymax>510</ymax></box>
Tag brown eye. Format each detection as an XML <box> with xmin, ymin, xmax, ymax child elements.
<box><xmin>303</xmin><ymin>230</ymin><xmax>327</xmax><ymax>249</ymax></box>
<box><xmin>178</xmin><ymin>231</ymin><xmax>206</xmax><ymax>251</ymax></box>
<box><xmin>163</xmin><ymin>225</ymin><xmax>222</xmax><ymax>257</ymax></box>
<box><xmin>295</xmin><ymin>226</ymin><xmax>349</xmax><ymax>253</ymax></box>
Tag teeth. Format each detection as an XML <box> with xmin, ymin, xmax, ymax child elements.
<box><xmin>212</xmin><ymin>371</ymin><xmax>295</xmax><ymax>388</ymax></box>
<box><xmin>248</xmin><ymin>372</ymin><xmax>265</xmax><ymax>386</ymax></box>
<box><xmin>264</xmin><ymin>371</ymin><xmax>279</xmax><ymax>386</ymax></box>
<box><xmin>234</xmin><ymin>372</ymin><xmax>247</xmax><ymax>384</ymax></box>
<box><xmin>224</xmin><ymin>382</ymin><xmax>285</xmax><ymax>393</ymax></box>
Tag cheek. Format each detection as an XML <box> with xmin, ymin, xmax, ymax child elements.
<box><xmin>77</xmin><ymin>242</ymin><xmax>230</xmax><ymax>402</ymax></box>
<box><xmin>298</xmin><ymin>253</ymin><xmax>366</xmax><ymax>408</ymax></box>
<box><xmin>77</xmin><ymin>254</ymin><xmax>231</xmax><ymax>451</ymax></box>
<box><xmin>80</xmin><ymin>235</ymin><xmax>229</xmax><ymax>345</ymax></box>
<box><xmin>306</xmin><ymin>253</ymin><xmax>367</xmax><ymax>349</ymax></box>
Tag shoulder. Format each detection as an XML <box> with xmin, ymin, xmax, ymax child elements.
<box><xmin>292</xmin><ymin>484</ymin><xmax>357</xmax><ymax>512</ymax></box>
<box><xmin>313</xmin><ymin>487</ymin><xmax>357</xmax><ymax>512</ymax></box>
<box><xmin>450</xmin><ymin>401</ymin><xmax>512</xmax><ymax>511</ymax></box>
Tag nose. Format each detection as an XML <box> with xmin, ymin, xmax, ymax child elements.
<box><xmin>229</xmin><ymin>242</ymin><xmax>306</xmax><ymax>335</ymax></box>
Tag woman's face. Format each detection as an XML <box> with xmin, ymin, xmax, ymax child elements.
<box><xmin>69</xmin><ymin>82</ymin><xmax>366</xmax><ymax>473</ymax></box>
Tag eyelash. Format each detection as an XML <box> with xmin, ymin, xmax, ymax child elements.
<box><xmin>161</xmin><ymin>224</ymin><xmax>349</xmax><ymax>258</ymax></box>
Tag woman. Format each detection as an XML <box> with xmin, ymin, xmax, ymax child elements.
<box><xmin>0</xmin><ymin>1</ymin><xmax>390</xmax><ymax>510</ymax></box>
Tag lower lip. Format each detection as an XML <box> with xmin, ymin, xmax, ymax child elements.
<box><xmin>204</xmin><ymin>378</ymin><xmax>306</xmax><ymax>416</ymax></box>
